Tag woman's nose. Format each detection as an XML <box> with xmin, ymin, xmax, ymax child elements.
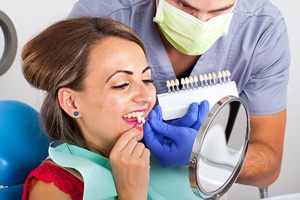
<box><xmin>132</xmin><ymin>82</ymin><xmax>155</xmax><ymax>103</ymax></box>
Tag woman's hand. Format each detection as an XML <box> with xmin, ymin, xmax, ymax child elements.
<box><xmin>109</xmin><ymin>125</ymin><xmax>150</xmax><ymax>200</ymax></box>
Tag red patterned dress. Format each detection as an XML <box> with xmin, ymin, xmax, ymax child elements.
<box><xmin>22</xmin><ymin>162</ymin><xmax>84</xmax><ymax>200</ymax></box>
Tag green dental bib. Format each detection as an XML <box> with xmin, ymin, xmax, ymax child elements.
<box><xmin>48</xmin><ymin>142</ymin><xmax>165</xmax><ymax>200</ymax></box>
<box><xmin>49</xmin><ymin>143</ymin><xmax>117</xmax><ymax>199</ymax></box>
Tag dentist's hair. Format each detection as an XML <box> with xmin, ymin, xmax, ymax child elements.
<box><xmin>21</xmin><ymin>17</ymin><xmax>146</xmax><ymax>150</ymax></box>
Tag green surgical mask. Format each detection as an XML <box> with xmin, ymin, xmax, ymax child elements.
<box><xmin>153</xmin><ymin>0</ymin><xmax>234</xmax><ymax>55</ymax></box>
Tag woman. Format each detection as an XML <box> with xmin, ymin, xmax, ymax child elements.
<box><xmin>22</xmin><ymin>17</ymin><xmax>206</xmax><ymax>200</ymax></box>
<box><xmin>22</xmin><ymin>17</ymin><xmax>155</xmax><ymax>200</ymax></box>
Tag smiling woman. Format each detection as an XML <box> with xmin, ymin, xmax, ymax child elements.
<box><xmin>20</xmin><ymin>16</ymin><xmax>212</xmax><ymax>200</ymax></box>
<box><xmin>21</xmin><ymin>17</ymin><xmax>156</xmax><ymax>200</ymax></box>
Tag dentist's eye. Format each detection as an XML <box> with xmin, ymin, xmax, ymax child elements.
<box><xmin>175</xmin><ymin>0</ymin><xmax>188</xmax><ymax>8</ymax></box>
<box><xmin>143</xmin><ymin>79</ymin><xmax>154</xmax><ymax>85</ymax></box>
<box><xmin>173</xmin><ymin>0</ymin><xmax>196</xmax><ymax>15</ymax></box>
<box><xmin>112</xmin><ymin>83</ymin><xmax>129</xmax><ymax>89</ymax></box>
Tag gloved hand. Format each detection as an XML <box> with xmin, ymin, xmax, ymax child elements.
<box><xmin>143</xmin><ymin>101</ymin><xmax>209</xmax><ymax>168</ymax></box>
<box><xmin>167</xmin><ymin>100</ymin><xmax>209</xmax><ymax>130</ymax></box>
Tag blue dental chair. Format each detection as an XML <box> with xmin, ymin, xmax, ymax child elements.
<box><xmin>0</xmin><ymin>100</ymin><xmax>50</xmax><ymax>200</ymax></box>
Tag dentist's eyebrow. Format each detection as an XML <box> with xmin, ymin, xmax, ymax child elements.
<box><xmin>177</xmin><ymin>0</ymin><xmax>234</xmax><ymax>13</ymax></box>
<box><xmin>106</xmin><ymin>70</ymin><xmax>133</xmax><ymax>83</ymax></box>
<box><xmin>208</xmin><ymin>3</ymin><xmax>235</xmax><ymax>13</ymax></box>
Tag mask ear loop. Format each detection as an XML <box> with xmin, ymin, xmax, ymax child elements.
<box><xmin>156</xmin><ymin>0</ymin><xmax>159</xmax><ymax>7</ymax></box>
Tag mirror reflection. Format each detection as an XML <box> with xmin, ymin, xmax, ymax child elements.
<box><xmin>190</xmin><ymin>96</ymin><xmax>250</xmax><ymax>199</ymax></box>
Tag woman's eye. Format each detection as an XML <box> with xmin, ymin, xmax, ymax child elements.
<box><xmin>143</xmin><ymin>79</ymin><xmax>154</xmax><ymax>85</ymax></box>
<box><xmin>112</xmin><ymin>83</ymin><xmax>129</xmax><ymax>89</ymax></box>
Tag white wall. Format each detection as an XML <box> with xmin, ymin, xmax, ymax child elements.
<box><xmin>0</xmin><ymin>0</ymin><xmax>77</xmax><ymax>108</ymax></box>
<box><xmin>228</xmin><ymin>0</ymin><xmax>300</xmax><ymax>199</ymax></box>
<box><xmin>1</xmin><ymin>0</ymin><xmax>299</xmax><ymax>199</ymax></box>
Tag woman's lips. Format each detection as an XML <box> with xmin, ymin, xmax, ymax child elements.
<box><xmin>124</xmin><ymin>118</ymin><xmax>138</xmax><ymax>125</ymax></box>
<box><xmin>123</xmin><ymin>110</ymin><xmax>146</xmax><ymax>125</ymax></box>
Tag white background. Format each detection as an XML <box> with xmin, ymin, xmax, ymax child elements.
<box><xmin>0</xmin><ymin>0</ymin><xmax>299</xmax><ymax>199</ymax></box>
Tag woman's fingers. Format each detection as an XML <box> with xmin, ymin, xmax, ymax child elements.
<box><xmin>111</xmin><ymin>125</ymin><xmax>143</xmax><ymax>154</ymax></box>
<box><xmin>109</xmin><ymin>125</ymin><xmax>150</xmax><ymax>199</ymax></box>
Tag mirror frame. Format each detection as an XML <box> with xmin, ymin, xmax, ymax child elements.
<box><xmin>189</xmin><ymin>95</ymin><xmax>250</xmax><ymax>199</ymax></box>
<box><xmin>0</xmin><ymin>10</ymin><xmax>17</xmax><ymax>76</ymax></box>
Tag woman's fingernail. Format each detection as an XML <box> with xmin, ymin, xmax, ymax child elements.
<box><xmin>136</xmin><ymin>126</ymin><xmax>143</xmax><ymax>132</ymax></box>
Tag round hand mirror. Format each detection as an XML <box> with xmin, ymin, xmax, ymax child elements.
<box><xmin>189</xmin><ymin>95</ymin><xmax>250</xmax><ymax>199</ymax></box>
<box><xmin>0</xmin><ymin>10</ymin><xmax>17</xmax><ymax>76</ymax></box>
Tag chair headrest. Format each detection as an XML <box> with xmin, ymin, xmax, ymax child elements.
<box><xmin>0</xmin><ymin>100</ymin><xmax>50</xmax><ymax>186</ymax></box>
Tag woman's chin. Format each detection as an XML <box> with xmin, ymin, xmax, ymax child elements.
<box><xmin>136</xmin><ymin>132</ymin><xmax>144</xmax><ymax>142</ymax></box>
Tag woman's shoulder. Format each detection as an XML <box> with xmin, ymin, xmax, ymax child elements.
<box><xmin>22</xmin><ymin>161</ymin><xmax>83</xmax><ymax>200</ymax></box>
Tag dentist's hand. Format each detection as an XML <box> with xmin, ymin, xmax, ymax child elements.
<box><xmin>167</xmin><ymin>101</ymin><xmax>209</xmax><ymax>130</ymax></box>
<box><xmin>143</xmin><ymin>101</ymin><xmax>209</xmax><ymax>168</ymax></box>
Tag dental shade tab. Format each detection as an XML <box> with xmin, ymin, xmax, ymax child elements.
<box><xmin>157</xmin><ymin>71</ymin><xmax>239</xmax><ymax>120</ymax></box>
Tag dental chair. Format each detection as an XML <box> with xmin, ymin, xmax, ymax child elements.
<box><xmin>0</xmin><ymin>100</ymin><xmax>50</xmax><ymax>200</ymax></box>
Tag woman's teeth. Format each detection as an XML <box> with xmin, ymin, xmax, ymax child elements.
<box><xmin>124</xmin><ymin>111</ymin><xmax>146</xmax><ymax>124</ymax></box>
<box><xmin>137</xmin><ymin>116</ymin><xmax>146</xmax><ymax>124</ymax></box>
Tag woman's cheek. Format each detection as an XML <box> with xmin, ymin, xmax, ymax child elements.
<box><xmin>107</xmin><ymin>96</ymin><xmax>121</xmax><ymax>107</ymax></box>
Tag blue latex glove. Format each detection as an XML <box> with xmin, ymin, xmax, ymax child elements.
<box><xmin>143</xmin><ymin>101</ymin><xmax>209</xmax><ymax>168</ymax></box>
<box><xmin>167</xmin><ymin>100</ymin><xmax>209</xmax><ymax>130</ymax></box>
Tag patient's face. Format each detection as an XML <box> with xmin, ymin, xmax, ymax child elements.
<box><xmin>74</xmin><ymin>37</ymin><xmax>156</xmax><ymax>153</ymax></box>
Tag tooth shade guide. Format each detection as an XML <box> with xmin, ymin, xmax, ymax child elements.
<box><xmin>163</xmin><ymin>71</ymin><xmax>234</xmax><ymax>94</ymax></box>
<box><xmin>203</xmin><ymin>74</ymin><xmax>208</xmax><ymax>86</ymax></box>
<box><xmin>170</xmin><ymin>79</ymin><xmax>175</xmax><ymax>87</ymax></box>
<box><xmin>212</xmin><ymin>72</ymin><xmax>217</xmax><ymax>85</ymax></box>
<box><xmin>175</xmin><ymin>79</ymin><xmax>180</xmax><ymax>91</ymax></box>
<box><xmin>199</xmin><ymin>75</ymin><xmax>204</xmax><ymax>87</ymax></box>
<box><xmin>158</xmin><ymin>71</ymin><xmax>237</xmax><ymax>120</ymax></box>
<box><xmin>181</xmin><ymin>78</ymin><xmax>186</xmax><ymax>90</ymax></box>
<box><xmin>141</xmin><ymin>117</ymin><xmax>146</xmax><ymax>124</ymax></box>
<box><xmin>226</xmin><ymin>70</ymin><xmax>231</xmax><ymax>82</ymax></box>
<box><xmin>166</xmin><ymin>80</ymin><xmax>172</xmax><ymax>93</ymax></box>
<box><xmin>157</xmin><ymin>81</ymin><xmax>238</xmax><ymax>120</ymax></box>
<box><xmin>189</xmin><ymin>77</ymin><xmax>193</xmax><ymax>88</ymax></box>
<box><xmin>184</xmin><ymin>77</ymin><xmax>190</xmax><ymax>90</ymax></box>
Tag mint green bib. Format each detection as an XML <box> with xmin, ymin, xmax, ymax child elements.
<box><xmin>48</xmin><ymin>142</ymin><xmax>166</xmax><ymax>200</ymax></box>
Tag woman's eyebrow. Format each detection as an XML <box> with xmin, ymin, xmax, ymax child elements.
<box><xmin>142</xmin><ymin>66</ymin><xmax>151</xmax><ymax>74</ymax></box>
<box><xmin>106</xmin><ymin>70</ymin><xmax>133</xmax><ymax>83</ymax></box>
<box><xmin>105</xmin><ymin>66</ymin><xmax>151</xmax><ymax>83</ymax></box>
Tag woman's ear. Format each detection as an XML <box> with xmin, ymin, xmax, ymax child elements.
<box><xmin>57</xmin><ymin>88</ymin><xmax>79</xmax><ymax>118</ymax></box>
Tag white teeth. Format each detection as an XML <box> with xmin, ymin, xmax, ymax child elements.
<box><xmin>124</xmin><ymin>111</ymin><xmax>146</xmax><ymax>124</ymax></box>
<box><xmin>137</xmin><ymin>116</ymin><xmax>146</xmax><ymax>124</ymax></box>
